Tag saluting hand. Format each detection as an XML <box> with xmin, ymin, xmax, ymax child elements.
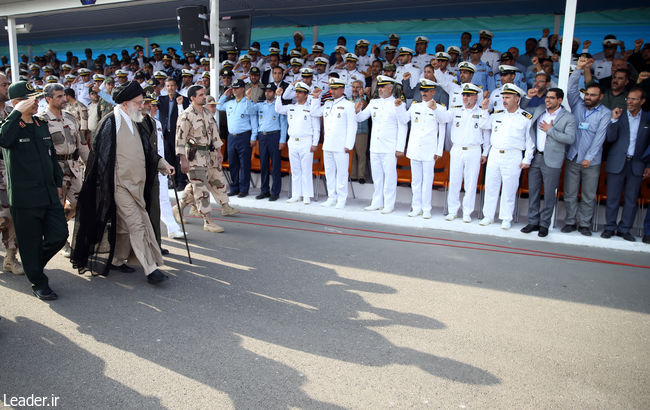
<box><xmin>245</xmin><ymin>88</ymin><xmax>252</xmax><ymax>100</ymax></box>
<box><xmin>480</xmin><ymin>98</ymin><xmax>490</xmax><ymax>110</ymax></box>
<box><xmin>394</xmin><ymin>99</ymin><xmax>403</xmax><ymax>107</ymax></box>
<box><xmin>402</xmin><ymin>72</ymin><xmax>411</xmax><ymax>81</ymax></box>
<box><xmin>612</xmin><ymin>107</ymin><xmax>623</xmax><ymax>120</ymax></box>
<box><xmin>176</xmin><ymin>95</ymin><xmax>184</xmax><ymax>105</ymax></box>
<box><xmin>276</xmin><ymin>88</ymin><xmax>284</xmax><ymax>97</ymax></box>
<box><xmin>13</xmin><ymin>98</ymin><xmax>38</xmax><ymax>114</ymax></box>
<box><xmin>427</xmin><ymin>99</ymin><xmax>437</xmax><ymax>110</ymax></box>
<box><xmin>311</xmin><ymin>88</ymin><xmax>322</xmax><ymax>98</ymax></box>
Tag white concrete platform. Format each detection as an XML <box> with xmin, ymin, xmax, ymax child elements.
<box><xmin>174</xmin><ymin>175</ymin><xmax>650</xmax><ymax>254</ymax></box>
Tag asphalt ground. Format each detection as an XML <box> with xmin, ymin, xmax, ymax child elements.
<box><xmin>1</xmin><ymin>207</ymin><xmax>649</xmax><ymax>409</ymax></box>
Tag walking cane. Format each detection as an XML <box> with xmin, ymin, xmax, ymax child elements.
<box><xmin>169</xmin><ymin>175</ymin><xmax>192</xmax><ymax>264</ymax></box>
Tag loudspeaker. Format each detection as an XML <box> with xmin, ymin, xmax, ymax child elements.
<box><xmin>177</xmin><ymin>6</ymin><xmax>211</xmax><ymax>55</ymax></box>
<box><xmin>219</xmin><ymin>15</ymin><xmax>252</xmax><ymax>51</ymax></box>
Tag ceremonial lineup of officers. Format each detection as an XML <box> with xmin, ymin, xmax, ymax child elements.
<box><xmin>1</xmin><ymin>29</ymin><xmax>650</xmax><ymax>300</ymax></box>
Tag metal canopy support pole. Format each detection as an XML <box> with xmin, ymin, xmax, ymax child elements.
<box><xmin>553</xmin><ymin>14</ymin><xmax>561</xmax><ymax>37</ymax></box>
<box><xmin>7</xmin><ymin>16</ymin><xmax>20</xmax><ymax>83</ymax></box>
<box><xmin>144</xmin><ymin>37</ymin><xmax>150</xmax><ymax>58</ymax></box>
<box><xmin>557</xmin><ymin>0</ymin><xmax>577</xmax><ymax>95</ymax></box>
<box><xmin>313</xmin><ymin>26</ymin><xmax>318</xmax><ymax>45</ymax></box>
<box><xmin>209</xmin><ymin>0</ymin><xmax>219</xmax><ymax>99</ymax></box>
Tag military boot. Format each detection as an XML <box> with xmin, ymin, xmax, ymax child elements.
<box><xmin>221</xmin><ymin>203</ymin><xmax>240</xmax><ymax>216</ymax></box>
<box><xmin>3</xmin><ymin>248</ymin><xmax>24</xmax><ymax>275</ymax></box>
<box><xmin>172</xmin><ymin>200</ymin><xmax>187</xmax><ymax>224</ymax></box>
<box><xmin>189</xmin><ymin>204</ymin><xmax>201</xmax><ymax>217</ymax></box>
<box><xmin>203</xmin><ymin>219</ymin><xmax>225</xmax><ymax>233</ymax></box>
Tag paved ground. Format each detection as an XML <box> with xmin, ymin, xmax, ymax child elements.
<box><xmin>1</xmin><ymin>207</ymin><xmax>649</xmax><ymax>409</ymax></box>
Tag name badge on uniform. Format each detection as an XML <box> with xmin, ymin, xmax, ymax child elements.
<box><xmin>289</xmin><ymin>115</ymin><xmax>293</xmax><ymax>120</ymax></box>
<box><xmin>19</xmin><ymin>138</ymin><xmax>31</xmax><ymax>142</ymax></box>
<box><xmin>578</xmin><ymin>122</ymin><xmax>589</xmax><ymax>130</ymax></box>
<box><xmin>272</xmin><ymin>116</ymin><xmax>276</xmax><ymax>120</ymax></box>
<box><xmin>474</xmin><ymin>123</ymin><xmax>478</xmax><ymax>129</ymax></box>
<box><xmin>259</xmin><ymin>115</ymin><xmax>263</xmax><ymax>120</ymax></box>
<box><xmin>337</xmin><ymin>113</ymin><xmax>341</xmax><ymax>118</ymax></box>
<box><xmin>415</xmin><ymin>117</ymin><xmax>419</xmax><ymax>123</ymax></box>
<box><xmin>456</xmin><ymin>122</ymin><xmax>460</xmax><ymax>127</ymax></box>
<box><xmin>241</xmin><ymin>114</ymin><xmax>245</xmax><ymax>118</ymax></box>
<box><xmin>303</xmin><ymin>115</ymin><xmax>307</xmax><ymax>120</ymax></box>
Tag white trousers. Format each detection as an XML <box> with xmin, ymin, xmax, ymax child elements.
<box><xmin>289</xmin><ymin>141</ymin><xmax>314</xmax><ymax>199</ymax></box>
<box><xmin>324</xmin><ymin>151</ymin><xmax>349</xmax><ymax>203</ymax></box>
<box><xmin>410</xmin><ymin>159</ymin><xmax>434</xmax><ymax>212</ymax></box>
<box><xmin>370</xmin><ymin>152</ymin><xmax>397</xmax><ymax>210</ymax></box>
<box><xmin>447</xmin><ymin>145</ymin><xmax>482</xmax><ymax>217</ymax></box>
<box><xmin>159</xmin><ymin>174</ymin><xmax>182</xmax><ymax>235</ymax></box>
<box><xmin>482</xmin><ymin>150</ymin><xmax>522</xmax><ymax>222</ymax></box>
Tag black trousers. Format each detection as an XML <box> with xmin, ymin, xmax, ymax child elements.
<box><xmin>11</xmin><ymin>204</ymin><xmax>68</xmax><ymax>290</ymax></box>
<box><xmin>604</xmin><ymin>160</ymin><xmax>643</xmax><ymax>234</ymax></box>
<box><xmin>259</xmin><ymin>131</ymin><xmax>282</xmax><ymax>196</ymax></box>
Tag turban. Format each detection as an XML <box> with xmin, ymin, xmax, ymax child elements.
<box><xmin>112</xmin><ymin>81</ymin><xmax>143</xmax><ymax>104</ymax></box>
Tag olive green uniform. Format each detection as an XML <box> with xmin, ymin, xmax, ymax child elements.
<box><xmin>0</xmin><ymin>110</ymin><xmax>68</xmax><ymax>291</ymax></box>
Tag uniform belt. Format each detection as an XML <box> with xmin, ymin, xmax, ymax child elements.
<box><xmin>536</xmin><ymin>149</ymin><xmax>544</xmax><ymax>155</ymax></box>
<box><xmin>626</xmin><ymin>155</ymin><xmax>634</xmax><ymax>161</ymax></box>
<box><xmin>187</xmin><ymin>144</ymin><xmax>214</xmax><ymax>152</ymax></box>
<box><xmin>260</xmin><ymin>130</ymin><xmax>280</xmax><ymax>136</ymax></box>
<box><xmin>496</xmin><ymin>149</ymin><xmax>522</xmax><ymax>154</ymax></box>
<box><xmin>459</xmin><ymin>145</ymin><xmax>480</xmax><ymax>150</ymax></box>
<box><xmin>230</xmin><ymin>130</ymin><xmax>252</xmax><ymax>137</ymax></box>
<box><xmin>57</xmin><ymin>152</ymin><xmax>76</xmax><ymax>161</ymax></box>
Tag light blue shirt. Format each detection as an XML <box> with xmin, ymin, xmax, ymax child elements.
<box><xmin>488</xmin><ymin>72</ymin><xmax>528</xmax><ymax>93</ymax></box>
<box><xmin>98</xmin><ymin>90</ymin><xmax>115</xmax><ymax>105</ymax></box>
<box><xmin>252</xmin><ymin>100</ymin><xmax>288</xmax><ymax>143</ymax></box>
<box><xmin>460</xmin><ymin>60</ymin><xmax>490</xmax><ymax>91</ymax></box>
<box><xmin>566</xmin><ymin>69</ymin><xmax>612</xmax><ymax>164</ymax></box>
<box><xmin>217</xmin><ymin>94</ymin><xmax>258</xmax><ymax>140</ymax></box>
<box><xmin>627</xmin><ymin>110</ymin><xmax>641</xmax><ymax>156</ymax></box>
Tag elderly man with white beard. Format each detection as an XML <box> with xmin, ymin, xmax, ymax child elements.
<box><xmin>71</xmin><ymin>81</ymin><xmax>176</xmax><ymax>284</ymax></box>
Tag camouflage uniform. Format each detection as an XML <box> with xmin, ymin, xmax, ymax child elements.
<box><xmin>39</xmin><ymin>108</ymin><xmax>89</xmax><ymax>219</ymax></box>
<box><xmin>64</xmin><ymin>100</ymin><xmax>89</xmax><ymax>144</ymax></box>
<box><xmin>0</xmin><ymin>105</ymin><xmax>23</xmax><ymax>274</ymax></box>
<box><xmin>174</xmin><ymin>105</ymin><xmax>237</xmax><ymax>232</ymax></box>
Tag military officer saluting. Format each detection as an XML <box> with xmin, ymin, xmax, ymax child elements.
<box><xmin>395</xmin><ymin>47</ymin><xmax>421</xmax><ymax>90</ymax></box>
<box><xmin>478</xmin><ymin>30</ymin><xmax>501</xmax><ymax>74</ymax></box>
<box><xmin>311</xmin><ymin>78</ymin><xmax>358</xmax><ymax>209</ymax></box>
<box><xmin>488</xmin><ymin>65</ymin><xmax>524</xmax><ymax>113</ymax></box>
<box><xmin>403</xmin><ymin>79</ymin><xmax>449</xmax><ymax>219</ymax></box>
<box><xmin>39</xmin><ymin>83</ymin><xmax>89</xmax><ymax>257</ymax></box>
<box><xmin>413</xmin><ymin>36</ymin><xmax>435</xmax><ymax>69</ymax></box>
<box><xmin>444</xmin><ymin>83</ymin><xmax>490</xmax><ymax>222</ymax></box>
<box><xmin>0</xmin><ymin>82</ymin><xmax>68</xmax><ymax>300</ymax></box>
<box><xmin>479</xmin><ymin>83</ymin><xmax>534</xmax><ymax>229</ymax></box>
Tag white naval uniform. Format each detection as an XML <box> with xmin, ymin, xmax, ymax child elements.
<box><xmin>481</xmin><ymin>108</ymin><xmax>534</xmax><ymax>222</ymax></box>
<box><xmin>396</xmin><ymin>63</ymin><xmax>421</xmax><ymax>90</ymax></box>
<box><xmin>355</xmin><ymin>95</ymin><xmax>409</xmax><ymax>211</ymax></box>
<box><xmin>356</xmin><ymin>54</ymin><xmax>375</xmax><ymax>74</ymax></box>
<box><xmin>404</xmin><ymin>101</ymin><xmax>448</xmax><ymax>213</ymax></box>
<box><xmin>481</xmin><ymin>49</ymin><xmax>501</xmax><ymax>74</ymax></box>
<box><xmin>592</xmin><ymin>59</ymin><xmax>613</xmax><ymax>80</ymax></box>
<box><xmin>445</xmin><ymin>105</ymin><xmax>491</xmax><ymax>218</ymax></box>
<box><xmin>488</xmin><ymin>84</ymin><xmax>510</xmax><ymax>113</ymax></box>
<box><xmin>313</xmin><ymin>72</ymin><xmax>330</xmax><ymax>92</ymax></box>
<box><xmin>436</xmin><ymin>77</ymin><xmax>485</xmax><ymax>150</ymax></box>
<box><xmin>311</xmin><ymin>96</ymin><xmax>358</xmax><ymax>205</ymax></box>
<box><xmin>274</xmin><ymin>97</ymin><xmax>321</xmax><ymax>199</ymax></box>
<box><xmin>413</xmin><ymin>53</ymin><xmax>435</xmax><ymax>69</ymax></box>
<box><xmin>154</xmin><ymin>117</ymin><xmax>182</xmax><ymax>236</ymax></box>
<box><xmin>72</xmin><ymin>80</ymin><xmax>92</xmax><ymax>107</ymax></box>
<box><xmin>338</xmin><ymin>69</ymin><xmax>365</xmax><ymax>98</ymax></box>
<box><xmin>282</xmin><ymin>82</ymin><xmax>316</xmax><ymax>104</ymax></box>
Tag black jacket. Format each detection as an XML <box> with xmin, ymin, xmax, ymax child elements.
<box><xmin>158</xmin><ymin>94</ymin><xmax>190</xmax><ymax>134</ymax></box>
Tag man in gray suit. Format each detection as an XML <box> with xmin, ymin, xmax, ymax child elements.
<box><xmin>561</xmin><ymin>57</ymin><xmax>611</xmax><ymax>236</ymax></box>
<box><xmin>600</xmin><ymin>87</ymin><xmax>650</xmax><ymax>241</ymax></box>
<box><xmin>521</xmin><ymin>88</ymin><xmax>577</xmax><ymax>237</ymax></box>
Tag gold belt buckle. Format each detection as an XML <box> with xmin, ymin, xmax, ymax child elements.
<box><xmin>499</xmin><ymin>149</ymin><xmax>505</xmax><ymax>153</ymax></box>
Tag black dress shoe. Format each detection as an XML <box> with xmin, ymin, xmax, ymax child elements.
<box><xmin>110</xmin><ymin>263</ymin><xmax>136</xmax><ymax>273</ymax></box>
<box><xmin>269</xmin><ymin>194</ymin><xmax>279</xmax><ymax>201</ymax></box>
<box><xmin>643</xmin><ymin>235</ymin><xmax>650</xmax><ymax>244</ymax></box>
<box><xmin>237</xmin><ymin>192</ymin><xmax>248</xmax><ymax>198</ymax></box>
<box><xmin>33</xmin><ymin>288</ymin><xmax>58</xmax><ymax>300</ymax></box>
<box><xmin>160</xmin><ymin>248</ymin><xmax>169</xmax><ymax>255</ymax></box>
<box><xmin>538</xmin><ymin>227</ymin><xmax>549</xmax><ymax>237</ymax></box>
<box><xmin>227</xmin><ymin>191</ymin><xmax>240</xmax><ymax>197</ymax></box>
<box><xmin>600</xmin><ymin>230</ymin><xmax>615</xmax><ymax>239</ymax></box>
<box><xmin>520</xmin><ymin>224</ymin><xmax>539</xmax><ymax>234</ymax></box>
<box><xmin>561</xmin><ymin>224</ymin><xmax>577</xmax><ymax>233</ymax></box>
<box><xmin>617</xmin><ymin>231</ymin><xmax>636</xmax><ymax>242</ymax></box>
<box><xmin>256</xmin><ymin>192</ymin><xmax>270</xmax><ymax>200</ymax></box>
<box><xmin>147</xmin><ymin>269</ymin><xmax>169</xmax><ymax>284</ymax></box>
<box><xmin>358</xmin><ymin>178</ymin><xmax>366</xmax><ymax>184</ymax></box>
<box><xmin>578</xmin><ymin>226</ymin><xmax>592</xmax><ymax>236</ymax></box>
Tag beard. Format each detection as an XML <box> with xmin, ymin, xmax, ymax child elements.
<box><xmin>125</xmin><ymin>103</ymin><xmax>143</xmax><ymax>122</ymax></box>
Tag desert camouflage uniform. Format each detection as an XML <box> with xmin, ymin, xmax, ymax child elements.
<box><xmin>0</xmin><ymin>105</ymin><xmax>22</xmax><ymax>273</ymax></box>
<box><xmin>65</xmin><ymin>100</ymin><xmax>89</xmax><ymax>144</ymax></box>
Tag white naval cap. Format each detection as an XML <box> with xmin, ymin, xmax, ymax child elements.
<box><xmin>300</xmin><ymin>67</ymin><xmax>314</xmax><ymax>76</ymax></box>
<box><xmin>447</xmin><ymin>46</ymin><xmax>461</xmax><ymax>55</ymax></box>
<box><xmin>419</xmin><ymin>78</ymin><xmax>438</xmax><ymax>89</ymax></box>
<box><xmin>398</xmin><ymin>47</ymin><xmax>414</xmax><ymax>55</ymax></box>
<box><xmin>384</xmin><ymin>45</ymin><xmax>397</xmax><ymax>52</ymax></box>
<box><xmin>221</xmin><ymin>59</ymin><xmax>235</xmax><ymax>67</ymax></box>
<box><xmin>268</xmin><ymin>47</ymin><xmax>280</xmax><ymax>55</ymax></box>
<box><xmin>289</xmin><ymin>49</ymin><xmax>302</xmax><ymax>58</ymax></box>
<box><xmin>458</xmin><ymin>61</ymin><xmax>477</xmax><ymax>72</ymax></box>
<box><xmin>78</xmin><ymin>68</ymin><xmax>92</xmax><ymax>75</ymax></box>
<box><xmin>344</xmin><ymin>53</ymin><xmax>358</xmax><ymax>62</ymax></box>
<box><xmin>356</xmin><ymin>39</ymin><xmax>370</xmax><ymax>46</ymax></box>
<box><xmin>64</xmin><ymin>74</ymin><xmax>77</xmax><ymax>81</ymax></box>
<box><xmin>388</xmin><ymin>33</ymin><xmax>400</xmax><ymax>40</ymax></box>
<box><xmin>153</xmin><ymin>70</ymin><xmax>168</xmax><ymax>79</ymax></box>
<box><xmin>376</xmin><ymin>75</ymin><xmax>398</xmax><ymax>85</ymax></box>
<box><xmin>181</xmin><ymin>69</ymin><xmax>194</xmax><ymax>77</ymax></box>
<box><xmin>479</xmin><ymin>29</ymin><xmax>494</xmax><ymax>39</ymax></box>
<box><xmin>92</xmin><ymin>74</ymin><xmax>106</xmax><ymax>81</ymax></box>
<box><xmin>498</xmin><ymin>64</ymin><xmax>520</xmax><ymax>74</ymax></box>
<box><xmin>328</xmin><ymin>77</ymin><xmax>346</xmax><ymax>88</ymax></box>
<box><xmin>334</xmin><ymin>45</ymin><xmax>348</xmax><ymax>53</ymax></box>
<box><xmin>602</xmin><ymin>38</ymin><xmax>621</xmax><ymax>47</ymax></box>
<box><xmin>294</xmin><ymin>81</ymin><xmax>310</xmax><ymax>93</ymax></box>
<box><xmin>312</xmin><ymin>44</ymin><xmax>324</xmax><ymax>52</ymax></box>
<box><xmin>45</xmin><ymin>75</ymin><xmax>59</xmax><ymax>83</ymax></box>
<box><xmin>314</xmin><ymin>56</ymin><xmax>329</xmax><ymax>65</ymax></box>
<box><xmin>501</xmin><ymin>83</ymin><xmax>525</xmax><ymax>97</ymax></box>
<box><xmin>461</xmin><ymin>83</ymin><xmax>482</xmax><ymax>94</ymax></box>
<box><xmin>115</xmin><ymin>69</ymin><xmax>128</xmax><ymax>77</ymax></box>
<box><xmin>200</xmin><ymin>57</ymin><xmax>210</xmax><ymax>65</ymax></box>
<box><xmin>290</xmin><ymin>58</ymin><xmax>305</xmax><ymax>67</ymax></box>
<box><xmin>415</xmin><ymin>36</ymin><xmax>429</xmax><ymax>44</ymax></box>
<box><xmin>435</xmin><ymin>51</ymin><xmax>451</xmax><ymax>61</ymax></box>
<box><xmin>238</xmin><ymin>54</ymin><xmax>252</xmax><ymax>62</ymax></box>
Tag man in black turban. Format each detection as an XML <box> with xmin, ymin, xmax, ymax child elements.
<box><xmin>71</xmin><ymin>81</ymin><xmax>175</xmax><ymax>283</ymax></box>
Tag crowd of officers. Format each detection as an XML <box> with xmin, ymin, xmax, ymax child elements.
<box><xmin>1</xmin><ymin>29</ymin><xmax>650</xmax><ymax>299</ymax></box>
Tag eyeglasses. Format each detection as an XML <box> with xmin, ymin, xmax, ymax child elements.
<box><xmin>625</xmin><ymin>97</ymin><xmax>641</xmax><ymax>102</ymax></box>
